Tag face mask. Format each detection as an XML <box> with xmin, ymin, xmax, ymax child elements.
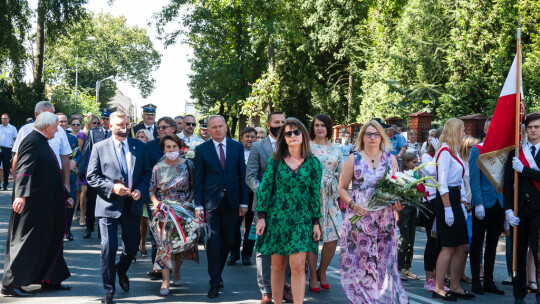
<box><xmin>345</xmin><ymin>139</ymin><xmax>350</xmax><ymax>144</ymax></box>
<box><xmin>269</xmin><ymin>126</ymin><xmax>281</xmax><ymax>137</ymax></box>
<box><xmin>113</xmin><ymin>127</ymin><xmax>129</xmax><ymax>138</ymax></box>
<box><xmin>165</xmin><ymin>151</ymin><xmax>180</xmax><ymax>161</ymax></box>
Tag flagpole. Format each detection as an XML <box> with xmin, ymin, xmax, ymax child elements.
<box><xmin>512</xmin><ymin>15</ymin><xmax>522</xmax><ymax>278</ymax></box>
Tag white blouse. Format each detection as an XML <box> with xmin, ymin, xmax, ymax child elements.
<box><xmin>421</xmin><ymin>153</ymin><xmax>437</xmax><ymax>201</ymax></box>
<box><xmin>436</xmin><ymin>143</ymin><xmax>467</xmax><ymax>202</ymax></box>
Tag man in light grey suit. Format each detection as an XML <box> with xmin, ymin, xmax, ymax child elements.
<box><xmin>246</xmin><ymin>111</ymin><xmax>292</xmax><ymax>304</ymax></box>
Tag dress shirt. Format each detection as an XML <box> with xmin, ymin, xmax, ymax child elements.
<box><xmin>244</xmin><ymin>148</ymin><xmax>251</xmax><ymax>165</ymax></box>
<box><xmin>13</xmin><ymin>123</ymin><xmax>72</xmax><ymax>169</ymax></box>
<box><xmin>530</xmin><ymin>141</ymin><xmax>540</xmax><ymax>158</ymax></box>
<box><xmin>111</xmin><ymin>137</ymin><xmax>133</xmax><ymax>190</ymax></box>
<box><xmin>421</xmin><ymin>153</ymin><xmax>437</xmax><ymax>200</ymax></box>
<box><xmin>144</xmin><ymin>123</ymin><xmax>154</xmax><ymax>134</ymax></box>
<box><xmin>436</xmin><ymin>143</ymin><xmax>467</xmax><ymax>202</ymax></box>
<box><xmin>269</xmin><ymin>135</ymin><xmax>278</xmax><ymax>152</ymax></box>
<box><xmin>0</xmin><ymin>123</ymin><xmax>17</xmax><ymax>148</ymax></box>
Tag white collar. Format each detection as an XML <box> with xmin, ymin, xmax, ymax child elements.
<box><xmin>212</xmin><ymin>138</ymin><xmax>226</xmax><ymax>147</ymax></box>
<box><xmin>528</xmin><ymin>141</ymin><xmax>540</xmax><ymax>151</ymax></box>
<box><xmin>111</xmin><ymin>136</ymin><xmax>127</xmax><ymax>147</ymax></box>
<box><xmin>144</xmin><ymin>123</ymin><xmax>154</xmax><ymax>129</ymax></box>
<box><xmin>269</xmin><ymin>136</ymin><xmax>277</xmax><ymax>144</ymax></box>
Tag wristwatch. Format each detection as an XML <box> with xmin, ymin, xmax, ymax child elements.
<box><xmin>347</xmin><ymin>199</ymin><xmax>355</xmax><ymax>207</ymax></box>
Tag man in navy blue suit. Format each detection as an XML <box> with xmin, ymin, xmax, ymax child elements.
<box><xmin>194</xmin><ymin>115</ymin><xmax>249</xmax><ymax>298</ymax></box>
<box><xmin>87</xmin><ymin>111</ymin><xmax>151</xmax><ymax>304</ymax></box>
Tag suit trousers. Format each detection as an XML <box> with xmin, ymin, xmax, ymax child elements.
<box><xmin>512</xmin><ymin>205</ymin><xmax>540</xmax><ymax>300</ymax></box>
<box><xmin>206</xmin><ymin>196</ymin><xmax>238</xmax><ymax>287</ymax></box>
<box><xmin>231</xmin><ymin>191</ymin><xmax>255</xmax><ymax>258</ymax></box>
<box><xmin>66</xmin><ymin>173</ymin><xmax>78</xmax><ymax>234</ymax></box>
<box><xmin>99</xmin><ymin>202</ymin><xmax>141</xmax><ymax>294</ymax></box>
<box><xmin>0</xmin><ymin>147</ymin><xmax>11</xmax><ymax>187</ymax></box>
<box><xmin>86</xmin><ymin>185</ymin><xmax>98</xmax><ymax>232</ymax></box>
<box><xmin>470</xmin><ymin>201</ymin><xmax>504</xmax><ymax>283</ymax></box>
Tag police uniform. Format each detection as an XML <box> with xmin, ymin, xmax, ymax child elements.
<box><xmin>132</xmin><ymin>104</ymin><xmax>158</xmax><ymax>139</ymax></box>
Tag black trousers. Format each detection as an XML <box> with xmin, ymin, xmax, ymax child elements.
<box><xmin>206</xmin><ymin>196</ymin><xmax>238</xmax><ymax>287</ymax></box>
<box><xmin>0</xmin><ymin>147</ymin><xmax>12</xmax><ymax>187</ymax></box>
<box><xmin>470</xmin><ymin>201</ymin><xmax>504</xmax><ymax>284</ymax></box>
<box><xmin>86</xmin><ymin>185</ymin><xmax>98</xmax><ymax>232</ymax></box>
<box><xmin>423</xmin><ymin>199</ymin><xmax>440</xmax><ymax>272</ymax></box>
<box><xmin>512</xmin><ymin>205</ymin><xmax>540</xmax><ymax>300</ymax></box>
<box><xmin>230</xmin><ymin>191</ymin><xmax>255</xmax><ymax>259</ymax></box>
<box><xmin>398</xmin><ymin>205</ymin><xmax>417</xmax><ymax>269</ymax></box>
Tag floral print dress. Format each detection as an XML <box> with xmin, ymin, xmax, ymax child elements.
<box><xmin>256</xmin><ymin>156</ymin><xmax>322</xmax><ymax>255</ymax></box>
<box><xmin>340</xmin><ymin>151</ymin><xmax>409</xmax><ymax>304</ymax></box>
<box><xmin>150</xmin><ymin>159</ymin><xmax>199</xmax><ymax>270</ymax></box>
<box><xmin>310</xmin><ymin>142</ymin><xmax>343</xmax><ymax>243</ymax></box>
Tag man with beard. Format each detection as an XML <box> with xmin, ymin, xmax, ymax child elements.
<box><xmin>87</xmin><ymin>111</ymin><xmax>151</xmax><ymax>304</ymax></box>
<box><xmin>2</xmin><ymin>112</ymin><xmax>73</xmax><ymax>297</ymax></box>
<box><xmin>132</xmin><ymin>104</ymin><xmax>158</xmax><ymax>139</ymax></box>
<box><xmin>177</xmin><ymin>114</ymin><xmax>204</xmax><ymax>150</ymax></box>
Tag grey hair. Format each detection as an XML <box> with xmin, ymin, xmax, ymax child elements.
<box><xmin>34</xmin><ymin>101</ymin><xmax>55</xmax><ymax>114</ymax></box>
<box><xmin>174</xmin><ymin>115</ymin><xmax>184</xmax><ymax>120</ymax></box>
<box><xmin>208</xmin><ymin>115</ymin><xmax>225</xmax><ymax>124</ymax></box>
<box><xmin>255</xmin><ymin>127</ymin><xmax>267</xmax><ymax>136</ymax></box>
<box><xmin>35</xmin><ymin>112</ymin><xmax>58</xmax><ymax>131</ymax></box>
<box><xmin>136</xmin><ymin>129</ymin><xmax>154</xmax><ymax>141</ymax></box>
<box><xmin>110</xmin><ymin>111</ymin><xmax>127</xmax><ymax>122</ymax></box>
<box><xmin>390</xmin><ymin>125</ymin><xmax>399</xmax><ymax>132</ymax></box>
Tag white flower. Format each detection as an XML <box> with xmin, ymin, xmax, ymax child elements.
<box><xmin>395</xmin><ymin>172</ymin><xmax>416</xmax><ymax>183</ymax></box>
<box><xmin>404</xmin><ymin>170</ymin><xmax>414</xmax><ymax>177</ymax></box>
<box><xmin>185</xmin><ymin>151</ymin><xmax>195</xmax><ymax>159</ymax></box>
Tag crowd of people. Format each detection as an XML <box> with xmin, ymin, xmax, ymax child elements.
<box><xmin>0</xmin><ymin>101</ymin><xmax>538</xmax><ymax>304</ymax></box>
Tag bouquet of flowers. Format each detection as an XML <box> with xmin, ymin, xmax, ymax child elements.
<box><xmin>68</xmin><ymin>147</ymin><xmax>79</xmax><ymax>174</ymax></box>
<box><xmin>350</xmin><ymin>162</ymin><xmax>439</xmax><ymax>224</ymax></box>
<box><xmin>180</xmin><ymin>147</ymin><xmax>195</xmax><ymax>159</ymax></box>
<box><xmin>151</xmin><ymin>200</ymin><xmax>205</xmax><ymax>254</ymax></box>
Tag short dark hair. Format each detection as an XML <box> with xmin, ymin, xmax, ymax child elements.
<box><xmin>1</xmin><ymin>113</ymin><xmax>10</xmax><ymax>118</ymax></box>
<box><xmin>525</xmin><ymin>113</ymin><xmax>540</xmax><ymax>127</ymax></box>
<box><xmin>241</xmin><ymin>126</ymin><xmax>257</xmax><ymax>137</ymax></box>
<box><xmin>174</xmin><ymin>115</ymin><xmax>184</xmax><ymax>120</ymax></box>
<box><xmin>184</xmin><ymin>114</ymin><xmax>195</xmax><ymax>120</ymax></box>
<box><xmin>159</xmin><ymin>134</ymin><xmax>186</xmax><ymax>152</ymax></box>
<box><xmin>267</xmin><ymin>111</ymin><xmax>284</xmax><ymax>124</ymax></box>
<box><xmin>157</xmin><ymin>116</ymin><xmax>177</xmax><ymax>129</ymax></box>
<box><xmin>309</xmin><ymin>113</ymin><xmax>333</xmax><ymax>140</ymax></box>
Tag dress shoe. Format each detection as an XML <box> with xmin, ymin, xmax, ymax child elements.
<box><xmin>471</xmin><ymin>282</ymin><xmax>485</xmax><ymax>295</ymax></box>
<box><xmin>484</xmin><ymin>282</ymin><xmax>505</xmax><ymax>295</ymax></box>
<box><xmin>260</xmin><ymin>293</ymin><xmax>272</xmax><ymax>304</ymax></box>
<box><xmin>227</xmin><ymin>253</ymin><xmax>239</xmax><ymax>265</ymax></box>
<box><xmin>116</xmin><ymin>267</ymin><xmax>130</xmax><ymax>292</ymax></box>
<box><xmin>242</xmin><ymin>255</ymin><xmax>252</xmax><ymax>265</ymax></box>
<box><xmin>41</xmin><ymin>283</ymin><xmax>72</xmax><ymax>290</ymax></box>
<box><xmin>66</xmin><ymin>232</ymin><xmax>74</xmax><ymax>241</ymax></box>
<box><xmin>3</xmin><ymin>186</ymin><xmax>7</xmax><ymax>191</ymax></box>
<box><xmin>83</xmin><ymin>229</ymin><xmax>92</xmax><ymax>239</ymax></box>
<box><xmin>432</xmin><ymin>291</ymin><xmax>457</xmax><ymax>302</ymax></box>
<box><xmin>207</xmin><ymin>286</ymin><xmax>219</xmax><ymax>298</ymax></box>
<box><xmin>219</xmin><ymin>278</ymin><xmax>224</xmax><ymax>289</ymax></box>
<box><xmin>147</xmin><ymin>271</ymin><xmax>162</xmax><ymax>280</ymax></box>
<box><xmin>283</xmin><ymin>287</ymin><xmax>293</xmax><ymax>302</ymax></box>
<box><xmin>1</xmin><ymin>287</ymin><xmax>34</xmax><ymax>297</ymax></box>
<box><xmin>101</xmin><ymin>292</ymin><xmax>114</xmax><ymax>304</ymax></box>
<box><xmin>448</xmin><ymin>290</ymin><xmax>476</xmax><ymax>299</ymax></box>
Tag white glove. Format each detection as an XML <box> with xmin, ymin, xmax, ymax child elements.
<box><xmin>512</xmin><ymin>157</ymin><xmax>524</xmax><ymax>173</ymax></box>
<box><xmin>475</xmin><ymin>205</ymin><xmax>485</xmax><ymax>220</ymax></box>
<box><xmin>505</xmin><ymin>209</ymin><xmax>520</xmax><ymax>227</ymax></box>
<box><xmin>461</xmin><ymin>204</ymin><xmax>467</xmax><ymax>219</ymax></box>
<box><xmin>444</xmin><ymin>207</ymin><xmax>454</xmax><ymax>227</ymax></box>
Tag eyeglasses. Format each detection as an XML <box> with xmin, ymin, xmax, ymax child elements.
<box><xmin>157</xmin><ymin>125</ymin><xmax>171</xmax><ymax>130</ymax></box>
<box><xmin>364</xmin><ymin>132</ymin><xmax>381</xmax><ymax>138</ymax></box>
<box><xmin>185</xmin><ymin>122</ymin><xmax>196</xmax><ymax>127</ymax></box>
<box><xmin>92</xmin><ymin>121</ymin><xmax>100</xmax><ymax>125</ymax></box>
<box><xmin>58</xmin><ymin>120</ymin><xmax>68</xmax><ymax>123</ymax></box>
<box><xmin>284</xmin><ymin>129</ymin><xmax>301</xmax><ymax>138</ymax></box>
<box><xmin>72</xmin><ymin>123</ymin><xmax>81</xmax><ymax>126</ymax></box>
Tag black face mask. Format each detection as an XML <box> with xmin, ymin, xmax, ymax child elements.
<box><xmin>269</xmin><ymin>126</ymin><xmax>281</xmax><ymax>137</ymax></box>
<box><xmin>113</xmin><ymin>127</ymin><xmax>130</xmax><ymax>138</ymax></box>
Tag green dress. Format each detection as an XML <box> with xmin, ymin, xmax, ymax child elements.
<box><xmin>255</xmin><ymin>156</ymin><xmax>323</xmax><ymax>256</ymax></box>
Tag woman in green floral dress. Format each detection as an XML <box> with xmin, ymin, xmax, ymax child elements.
<box><xmin>255</xmin><ymin>118</ymin><xmax>323</xmax><ymax>304</ymax></box>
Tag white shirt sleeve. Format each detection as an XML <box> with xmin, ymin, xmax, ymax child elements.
<box><xmin>12</xmin><ymin>124</ymin><xmax>32</xmax><ymax>153</ymax></box>
<box><xmin>437</xmin><ymin>150</ymin><xmax>451</xmax><ymax>196</ymax></box>
<box><xmin>460</xmin><ymin>178</ymin><xmax>467</xmax><ymax>202</ymax></box>
<box><xmin>57</xmin><ymin>127</ymin><xmax>73</xmax><ymax>155</ymax></box>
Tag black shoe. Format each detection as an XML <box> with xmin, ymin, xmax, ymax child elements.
<box><xmin>83</xmin><ymin>229</ymin><xmax>91</xmax><ymax>239</ymax></box>
<box><xmin>147</xmin><ymin>271</ymin><xmax>162</xmax><ymax>280</ymax></box>
<box><xmin>209</xmin><ymin>278</ymin><xmax>224</xmax><ymax>289</ymax></box>
<box><xmin>514</xmin><ymin>298</ymin><xmax>525</xmax><ymax>304</ymax></box>
<box><xmin>2</xmin><ymin>186</ymin><xmax>7</xmax><ymax>191</ymax></box>
<box><xmin>227</xmin><ymin>254</ymin><xmax>239</xmax><ymax>265</ymax></box>
<box><xmin>432</xmin><ymin>291</ymin><xmax>457</xmax><ymax>302</ymax></box>
<box><xmin>471</xmin><ymin>282</ymin><xmax>485</xmax><ymax>295</ymax></box>
<box><xmin>116</xmin><ymin>266</ymin><xmax>130</xmax><ymax>292</ymax></box>
<box><xmin>484</xmin><ymin>282</ymin><xmax>505</xmax><ymax>295</ymax></box>
<box><xmin>41</xmin><ymin>283</ymin><xmax>72</xmax><ymax>290</ymax></box>
<box><xmin>448</xmin><ymin>290</ymin><xmax>476</xmax><ymax>299</ymax></box>
<box><xmin>101</xmin><ymin>292</ymin><xmax>114</xmax><ymax>304</ymax></box>
<box><xmin>1</xmin><ymin>287</ymin><xmax>34</xmax><ymax>297</ymax></box>
<box><xmin>66</xmin><ymin>232</ymin><xmax>74</xmax><ymax>241</ymax></box>
<box><xmin>207</xmin><ymin>286</ymin><xmax>219</xmax><ymax>298</ymax></box>
<box><xmin>242</xmin><ymin>255</ymin><xmax>252</xmax><ymax>266</ymax></box>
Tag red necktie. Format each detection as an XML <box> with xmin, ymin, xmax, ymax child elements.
<box><xmin>219</xmin><ymin>143</ymin><xmax>225</xmax><ymax>169</ymax></box>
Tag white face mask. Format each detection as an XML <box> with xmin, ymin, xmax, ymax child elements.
<box><xmin>165</xmin><ymin>151</ymin><xmax>180</xmax><ymax>161</ymax></box>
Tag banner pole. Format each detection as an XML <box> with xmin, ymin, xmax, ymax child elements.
<box><xmin>512</xmin><ymin>15</ymin><xmax>522</xmax><ymax>278</ymax></box>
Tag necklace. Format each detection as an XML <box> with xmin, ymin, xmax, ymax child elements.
<box><xmin>364</xmin><ymin>150</ymin><xmax>381</xmax><ymax>170</ymax></box>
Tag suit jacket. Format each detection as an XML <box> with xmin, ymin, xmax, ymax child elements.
<box><xmin>146</xmin><ymin>138</ymin><xmax>164</xmax><ymax>168</ymax></box>
<box><xmin>503</xmin><ymin>149</ymin><xmax>540</xmax><ymax>211</ymax></box>
<box><xmin>246</xmin><ymin>136</ymin><xmax>274</xmax><ymax>212</ymax></box>
<box><xmin>86</xmin><ymin>137</ymin><xmax>151</xmax><ymax>218</ymax></box>
<box><xmin>132</xmin><ymin>122</ymin><xmax>158</xmax><ymax>139</ymax></box>
<box><xmin>194</xmin><ymin>137</ymin><xmax>248</xmax><ymax>211</ymax></box>
<box><xmin>77</xmin><ymin>127</ymin><xmax>110</xmax><ymax>179</ymax></box>
<box><xmin>469</xmin><ymin>145</ymin><xmax>503</xmax><ymax>208</ymax></box>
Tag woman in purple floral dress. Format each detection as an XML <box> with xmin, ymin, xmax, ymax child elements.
<box><xmin>338</xmin><ymin>120</ymin><xmax>408</xmax><ymax>304</ymax></box>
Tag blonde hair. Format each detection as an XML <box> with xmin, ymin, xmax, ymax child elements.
<box><xmin>437</xmin><ymin>118</ymin><xmax>464</xmax><ymax>155</ymax></box>
<box><xmin>354</xmin><ymin>120</ymin><xmax>391</xmax><ymax>152</ymax></box>
<box><xmin>84</xmin><ymin>114</ymin><xmax>101</xmax><ymax>134</ymax></box>
<box><xmin>460</xmin><ymin>135</ymin><xmax>480</xmax><ymax>161</ymax></box>
<box><xmin>136</xmin><ymin>129</ymin><xmax>154</xmax><ymax>142</ymax></box>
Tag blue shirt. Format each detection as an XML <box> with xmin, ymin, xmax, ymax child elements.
<box><xmin>389</xmin><ymin>134</ymin><xmax>406</xmax><ymax>156</ymax></box>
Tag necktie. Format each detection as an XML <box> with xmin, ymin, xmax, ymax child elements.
<box><xmin>219</xmin><ymin>143</ymin><xmax>226</xmax><ymax>169</ymax></box>
<box><xmin>147</xmin><ymin>127</ymin><xmax>152</xmax><ymax>132</ymax></box>
<box><xmin>104</xmin><ymin>130</ymin><xmax>109</xmax><ymax>138</ymax></box>
<box><xmin>532</xmin><ymin>146</ymin><xmax>536</xmax><ymax>158</ymax></box>
<box><xmin>118</xmin><ymin>142</ymin><xmax>129</xmax><ymax>187</ymax></box>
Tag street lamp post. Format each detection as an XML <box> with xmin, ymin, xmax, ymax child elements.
<box><xmin>75</xmin><ymin>36</ymin><xmax>96</xmax><ymax>112</ymax></box>
<box><xmin>96</xmin><ymin>75</ymin><xmax>115</xmax><ymax>105</ymax></box>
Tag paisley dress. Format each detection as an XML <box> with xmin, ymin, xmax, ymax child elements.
<box><xmin>255</xmin><ymin>156</ymin><xmax>322</xmax><ymax>255</ymax></box>
<box><xmin>310</xmin><ymin>143</ymin><xmax>343</xmax><ymax>243</ymax></box>
<box><xmin>340</xmin><ymin>151</ymin><xmax>409</xmax><ymax>304</ymax></box>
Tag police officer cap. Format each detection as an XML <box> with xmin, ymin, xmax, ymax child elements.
<box><xmin>141</xmin><ymin>104</ymin><xmax>157</xmax><ymax>114</ymax></box>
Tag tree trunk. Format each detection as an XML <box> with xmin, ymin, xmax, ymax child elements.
<box><xmin>347</xmin><ymin>67</ymin><xmax>353</xmax><ymax>123</ymax></box>
<box><xmin>249</xmin><ymin>115</ymin><xmax>261</xmax><ymax>127</ymax></box>
<box><xmin>34</xmin><ymin>0</ymin><xmax>45</xmax><ymax>86</ymax></box>
<box><xmin>230</xmin><ymin>115</ymin><xmax>238</xmax><ymax>139</ymax></box>
<box><xmin>238</xmin><ymin>114</ymin><xmax>247</xmax><ymax>135</ymax></box>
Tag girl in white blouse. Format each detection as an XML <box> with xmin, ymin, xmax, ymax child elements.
<box><xmin>432</xmin><ymin>118</ymin><xmax>475</xmax><ymax>301</ymax></box>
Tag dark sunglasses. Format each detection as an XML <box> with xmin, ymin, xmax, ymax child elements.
<box><xmin>157</xmin><ymin>125</ymin><xmax>171</xmax><ymax>130</ymax></box>
<box><xmin>92</xmin><ymin>121</ymin><xmax>100</xmax><ymax>125</ymax></box>
<box><xmin>71</xmin><ymin>123</ymin><xmax>81</xmax><ymax>126</ymax></box>
<box><xmin>284</xmin><ymin>129</ymin><xmax>301</xmax><ymax>138</ymax></box>
<box><xmin>185</xmin><ymin>122</ymin><xmax>196</xmax><ymax>127</ymax></box>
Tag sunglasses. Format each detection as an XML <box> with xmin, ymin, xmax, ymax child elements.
<box><xmin>364</xmin><ymin>132</ymin><xmax>381</xmax><ymax>138</ymax></box>
<box><xmin>284</xmin><ymin>129</ymin><xmax>301</xmax><ymax>138</ymax></box>
<box><xmin>185</xmin><ymin>122</ymin><xmax>196</xmax><ymax>127</ymax></box>
<box><xmin>92</xmin><ymin>121</ymin><xmax>101</xmax><ymax>125</ymax></box>
<box><xmin>157</xmin><ymin>125</ymin><xmax>171</xmax><ymax>130</ymax></box>
<box><xmin>72</xmin><ymin>123</ymin><xmax>81</xmax><ymax>126</ymax></box>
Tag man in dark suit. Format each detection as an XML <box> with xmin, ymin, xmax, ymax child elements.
<box><xmin>87</xmin><ymin>111</ymin><xmax>151</xmax><ymax>304</ymax></box>
<box><xmin>131</xmin><ymin>104</ymin><xmax>158</xmax><ymax>139</ymax></box>
<box><xmin>194</xmin><ymin>115</ymin><xmax>249</xmax><ymax>298</ymax></box>
<box><xmin>504</xmin><ymin>112</ymin><xmax>540</xmax><ymax>304</ymax></box>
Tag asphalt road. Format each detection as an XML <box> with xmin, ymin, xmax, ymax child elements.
<box><xmin>0</xmin><ymin>181</ymin><xmax>530</xmax><ymax>303</ymax></box>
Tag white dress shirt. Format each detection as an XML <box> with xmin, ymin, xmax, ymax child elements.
<box><xmin>269</xmin><ymin>135</ymin><xmax>277</xmax><ymax>152</ymax></box>
<box><xmin>436</xmin><ymin>143</ymin><xmax>467</xmax><ymax>202</ymax></box>
<box><xmin>0</xmin><ymin>123</ymin><xmax>17</xmax><ymax>148</ymax></box>
<box><xmin>244</xmin><ymin>148</ymin><xmax>251</xmax><ymax>165</ymax></box>
<box><xmin>144</xmin><ymin>123</ymin><xmax>154</xmax><ymax>134</ymax></box>
<box><xmin>13</xmin><ymin>123</ymin><xmax>72</xmax><ymax>169</ymax></box>
<box><xmin>111</xmin><ymin>137</ymin><xmax>133</xmax><ymax>189</ymax></box>
<box><xmin>421</xmin><ymin>153</ymin><xmax>437</xmax><ymax>201</ymax></box>
<box><xmin>529</xmin><ymin>141</ymin><xmax>540</xmax><ymax>157</ymax></box>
